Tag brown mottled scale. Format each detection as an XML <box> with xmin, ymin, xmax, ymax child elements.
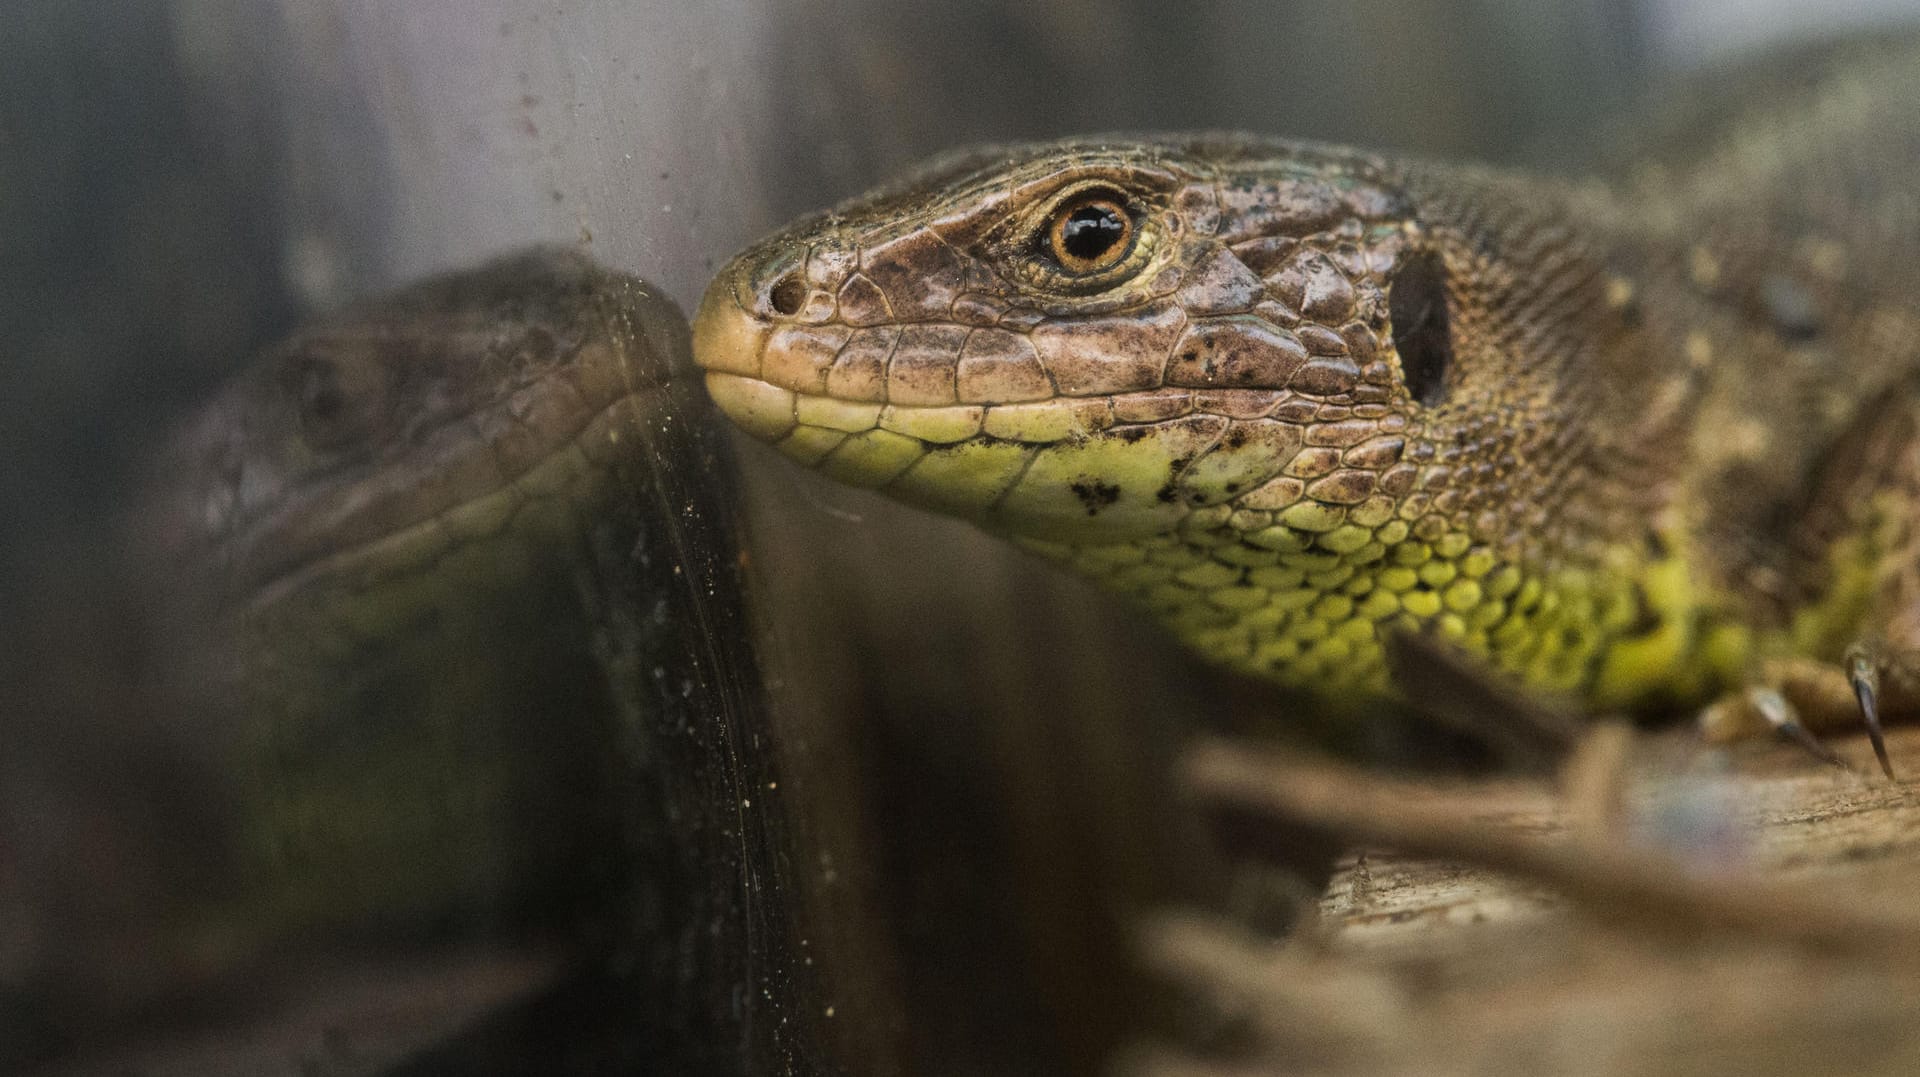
<box><xmin>694</xmin><ymin>37</ymin><xmax>1920</xmax><ymax>738</ymax></box>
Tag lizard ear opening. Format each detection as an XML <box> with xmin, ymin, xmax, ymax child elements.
<box><xmin>1389</xmin><ymin>250</ymin><xmax>1452</xmax><ymax>408</ymax></box>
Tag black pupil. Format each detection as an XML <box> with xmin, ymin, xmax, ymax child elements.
<box><xmin>299</xmin><ymin>361</ymin><xmax>346</xmax><ymax>425</ymax></box>
<box><xmin>295</xmin><ymin>357</ymin><xmax>353</xmax><ymax>431</ymax></box>
<box><xmin>1060</xmin><ymin>204</ymin><xmax>1126</xmax><ymax>262</ymax></box>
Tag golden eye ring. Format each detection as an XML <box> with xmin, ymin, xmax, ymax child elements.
<box><xmin>1045</xmin><ymin>194</ymin><xmax>1135</xmax><ymax>274</ymax></box>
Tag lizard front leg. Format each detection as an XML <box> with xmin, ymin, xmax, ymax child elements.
<box><xmin>1836</xmin><ymin>524</ymin><xmax>1920</xmax><ymax>777</ymax></box>
<box><xmin>1702</xmin><ymin>398</ymin><xmax>1920</xmax><ymax>778</ymax></box>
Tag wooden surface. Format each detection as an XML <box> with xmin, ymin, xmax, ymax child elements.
<box><xmin>1122</xmin><ymin>726</ymin><xmax>1920</xmax><ymax>1077</ymax></box>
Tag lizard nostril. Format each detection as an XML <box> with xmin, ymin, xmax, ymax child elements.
<box><xmin>767</xmin><ymin>272</ymin><xmax>807</xmax><ymax>317</ymax></box>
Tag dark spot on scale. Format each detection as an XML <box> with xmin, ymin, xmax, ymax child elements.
<box><xmin>1617</xmin><ymin>293</ymin><xmax>1643</xmax><ymax>328</ymax></box>
<box><xmin>1157</xmin><ymin>484</ymin><xmax>1177</xmax><ymax>503</ymax></box>
<box><xmin>1224</xmin><ymin>482</ymin><xmax>1241</xmax><ymax>494</ymax></box>
<box><xmin>1070</xmin><ymin>480</ymin><xmax>1122</xmax><ymax>515</ymax></box>
<box><xmin>1623</xmin><ymin>582</ymin><xmax>1662</xmax><ymax>636</ymax></box>
<box><xmin>1760</xmin><ymin>273</ymin><xmax>1821</xmax><ymax>341</ymax></box>
<box><xmin>1181</xmin><ymin>350</ymin><xmax>1198</xmax><ymax>364</ymax></box>
<box><xmin>1118</xmin><ymin>427</ymin><xmax>1150</xmax><ymax>443</ymax></box>
<box><xmin>1224</xmin><ymin>428</ymin><xmax>1248</xmax><ymax>449</ymax></box>
<box><xmin>521</xmin><ymin>325</ymin><xmax>559</xmax><ymax>361</ymax></box>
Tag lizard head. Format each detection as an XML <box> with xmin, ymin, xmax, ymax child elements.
<box><xmin>696</xmin><ymin>138</ymin><xmax>1672</xmax><ymax>696</ymax></box>
<box><xmin>694</xmin><ymin>138</ymin><xmax>1453</xmax><ymax>548</ymax></box>
<box><xmin>146</xmin><ymin>249</ymin><xmax>683</xmax><ymax>627</ymax></box>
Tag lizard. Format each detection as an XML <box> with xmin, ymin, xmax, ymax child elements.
<box><xmin>689</xmin><ymin>36</ymin><xmax>1920</xmax><ymax>775</ymax></box>
<box><xmin>48</xmin><ymin>244</ymin><xmax>810</xmax><ymax>1077</ymax></box>
<box><xmin>132</xmin><ymin>247</ymin><xmax>690</xmax><ymax>937</ymax></box>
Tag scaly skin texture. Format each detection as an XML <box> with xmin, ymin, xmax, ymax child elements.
<box><xmin>139</xmin><ymin>247</ymin><xmax>688</xmax><ymax>930</ymax></box>
<box><xmin>150</xmin><ymin>247</ymin><xmax>684</xmax><ymax>653</ymax></box>
<box><xmin>694</xmin><ymin>39</ymin><xmax>1920</xmax><ymax>728</ymax></box>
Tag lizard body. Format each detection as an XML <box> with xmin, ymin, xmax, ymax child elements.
<box><xmin>693</xmin><ymin>39</ymin><xmax>1920</xmax><ymax>732</ymax></box>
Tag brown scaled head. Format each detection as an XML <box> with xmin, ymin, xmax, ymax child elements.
<box><xmin>146</xmin><ymin>249</ymin><xmax>680</xmax><ymax>610</ymax></box>
<box><xmin>694</xmin><ymin>137</ymin><xmax>1435</xmax><ymax>545</ymax></box>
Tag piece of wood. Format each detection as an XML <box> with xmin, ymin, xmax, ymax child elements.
<box><xmin>1124</xmin><ymin>727</ymin><xmax>1920</xmax><ymax>1076</ymax></box>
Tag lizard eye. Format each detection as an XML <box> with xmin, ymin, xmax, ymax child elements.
<box><xmin>1043</xmin><ymin>192</ymin><xmax>1135</xmax><ymax>274</ymax></box>
<box><xmin>282</xmin><ymin>346</ymin><xmax>386</xmax><ymax>453</ymax></box>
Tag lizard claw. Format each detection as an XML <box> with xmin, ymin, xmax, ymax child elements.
<box><xmin>1748</xmin><ymin>686</ymin><xmax>1853</xmax><ymax>773</ymax></box>
<box><xmin>1846</xmin><ymin>645</ymin><xmax>1897</xmax><ymax>780</ymax></box>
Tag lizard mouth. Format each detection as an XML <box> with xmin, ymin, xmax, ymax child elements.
<box><xmin>693</xmin><ymin>274</ymin><xmax>1312</xmax><ymax>543</ymax></box>
<box><xmin>154</xmin><ymin>334</ymin><xmax>663</xmax><ymax>617</ymax></box>
<box><xmin>238</xmin><ymin>377</ymin><xmax>654</xmax><ymax>613</ymax></box>
<box><xmin>136</xmin><ymin>247</ymin><xmax>693</xmax><ymax>670</ymax></box>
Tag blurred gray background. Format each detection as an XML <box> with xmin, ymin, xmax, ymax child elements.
<box><xmin>6</xmin><ymin>1</ymin><xmax>1919</xmax><ymax>1074</ymax></box>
